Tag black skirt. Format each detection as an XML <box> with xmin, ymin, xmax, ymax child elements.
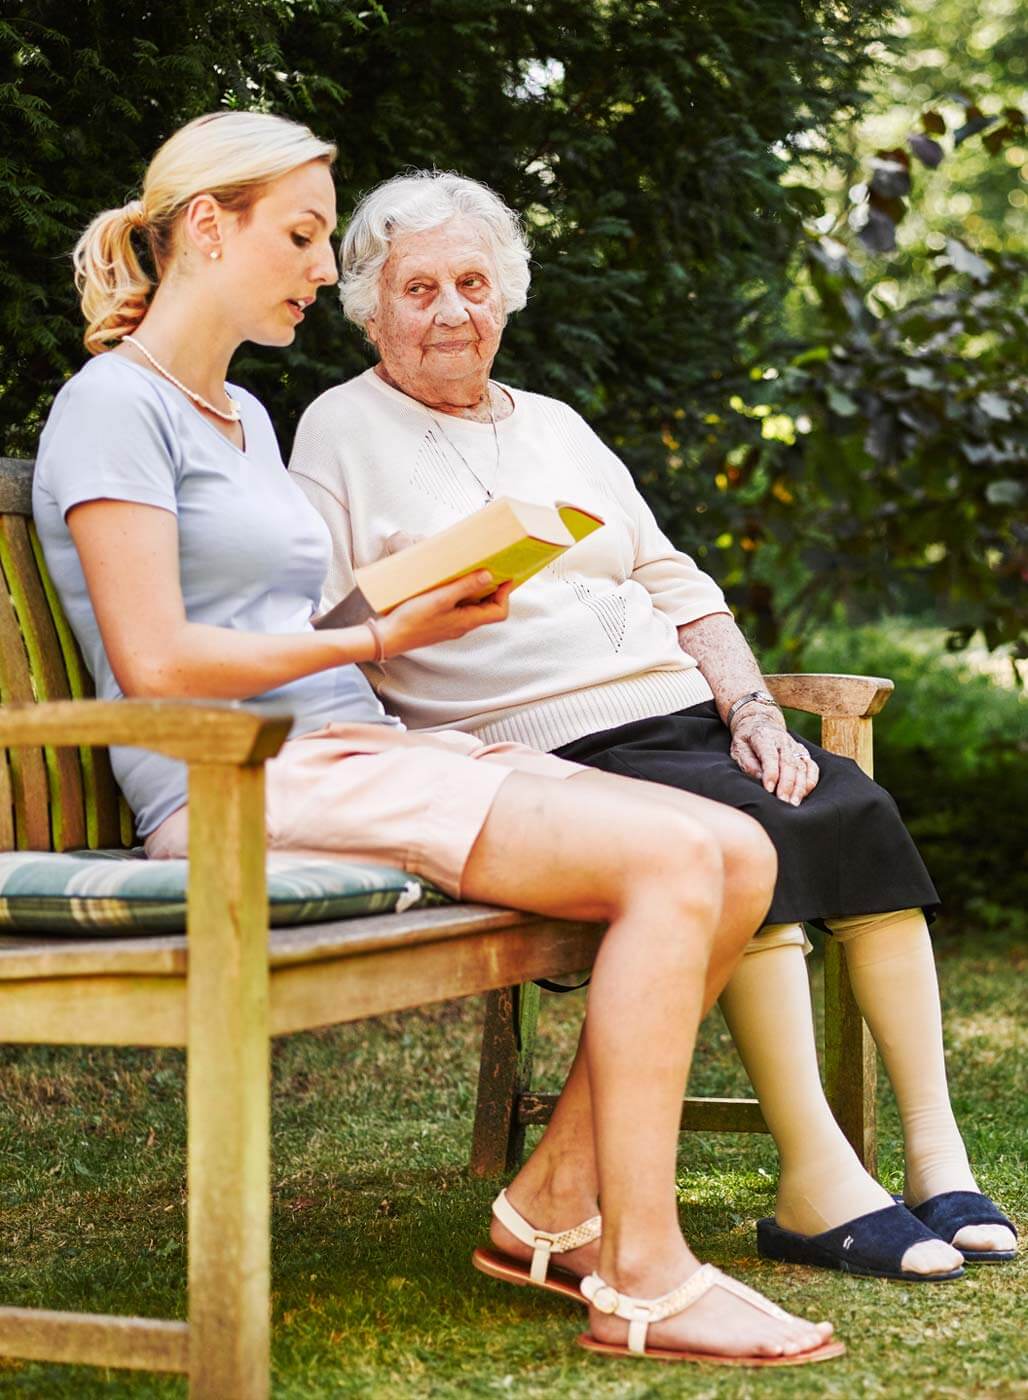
<box><xmin>553</xmin><ymin>701</ymin><xmax>939</xmax><ymax>926</ymax></box>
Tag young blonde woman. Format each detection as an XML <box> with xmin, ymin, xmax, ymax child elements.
<box><xmin>32</xmin><ymin>111</ymin><xmax>843</xmax><ymax>1368</ymax></box>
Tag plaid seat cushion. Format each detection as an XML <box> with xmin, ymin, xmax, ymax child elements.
<box><xmin>0</xmin><ymin>849</ymin><xmax>448</xmax><ymax>936</ymax></box>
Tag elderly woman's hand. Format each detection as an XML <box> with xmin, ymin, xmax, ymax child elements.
<box><xmin>729</xmin><ymin>710</ymin><xmax>820</xmax><ymax>806</ymax></box>
<box><xmin>378</xmin><ymin>572</ymin><xmax>512</xmax><ymax>657</ymax></box>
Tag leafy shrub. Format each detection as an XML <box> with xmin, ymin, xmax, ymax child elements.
<box><xmin>0</xmin><ymin>0</ymin><xmax>892</xmax><ymax>465</ymax></box>
<box><xmin>771</xmin><ymin>621</ymin><xmax>1028</xmax><ymax>924</ymax></box>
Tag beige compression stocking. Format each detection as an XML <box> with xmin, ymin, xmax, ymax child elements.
<box><xmin>827</xmin><ymin>908</ymin><xmax>976</xmax><ymax>1204</ymax></box>
<box><xmin>717</xmin><ymin>924</ymin><xmax>895</xmax><ymax>1235</ymax></box>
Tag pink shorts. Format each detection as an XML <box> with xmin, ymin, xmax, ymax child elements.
<box><xmin>144</xmin><ymin>722</ymin><xmax>584</xmax><ymax>898</ymax></box>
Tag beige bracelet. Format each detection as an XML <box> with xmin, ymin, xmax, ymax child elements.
<box><xmin>364</xmin><ymin>616</ymin><xmax>386</xmax><ymax>663</ymax></box>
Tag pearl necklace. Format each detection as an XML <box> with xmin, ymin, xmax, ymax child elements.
<box><xmin>123</xmin><ymin>336</ymin><xmax>242</xmax><ymax>423</ymax></box>
<box><xmin>424</xmin><ymin>387</ymin><xmax>501</xmax><ymax>502</ymax></box>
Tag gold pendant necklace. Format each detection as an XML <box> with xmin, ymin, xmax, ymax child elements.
<box><xmin>123</xmin><ymin>336</ymin><xmax>242</xmax><ymax>423</ymax></box>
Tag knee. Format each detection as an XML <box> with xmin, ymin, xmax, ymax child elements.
<box><xmin>626</xmin><ymin>810</ymin><xmax>725</xmax><ymax>929</ymax></box>
<box><xmin>719</xmin><ymin>809</ymin><xmax>778</xmax><ymax>916</ymax></box>
<box><xmin>743</xmin><ymin>921</ymin><xmax>811</xmax><ymax>957</ymax></box>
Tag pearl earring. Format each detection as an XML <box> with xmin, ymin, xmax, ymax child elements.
<box><xmin>210</xmin><ymin>250</ymin><xmax>220</xmax><ymax>261</ymax></box>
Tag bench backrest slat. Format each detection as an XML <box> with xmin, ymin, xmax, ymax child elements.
<box><xmin>0</xmin><ymin>515</ymin><xmax>88</xmax><ymax>848</ymax></box>
<box><xmin>28</xmin><ymin>518</ymin><xmax>126</xmax><ymax>847</ymax></box>
<box><xmin>0</xmin><ymin>749</ymin><xmax>15</xmax><ymax>848</ymax></box>
<box><xmin>0</xmin><ymin>538</ymin><xmax>53</xmax><ymax>848</ymax></box>
<box><xmin>0</xmin><ymin>457</ymin><xmax>130</xmax><ymax>851</ymax></box>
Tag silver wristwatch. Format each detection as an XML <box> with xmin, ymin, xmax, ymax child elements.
<box><xmin>725</xmin><ymin>689</ymin><xmax>782</xmax><ymax>730</ymax></box>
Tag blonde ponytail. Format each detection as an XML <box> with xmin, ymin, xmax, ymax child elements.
<box><xmin>72</xmin><ymin>112</ymin><xmax>336</xmax><ymax>354</ymax></box>
<box><xmin>73</xmin><ymin>203</ymin><xmax>154</xmax><ymax>352</ymax></box>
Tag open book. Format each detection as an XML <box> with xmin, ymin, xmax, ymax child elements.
<box><xmin>314</xmin><ymin>496</ymin><xmax>603</xmax><ymax>627</ymax></box>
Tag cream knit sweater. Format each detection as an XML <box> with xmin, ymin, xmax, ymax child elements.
<box><xmin>289</xmin><ymin>369</ymin><xmax>729</xmax><ymax>751</ymax></box>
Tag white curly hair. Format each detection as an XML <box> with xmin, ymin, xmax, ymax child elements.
<box><xmin>339</xmin><ymin>170</ymin><xmax>531</xmax><ymax>330</ymax></box>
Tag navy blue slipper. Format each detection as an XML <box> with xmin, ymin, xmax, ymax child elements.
<box><xmin>757</xmin><ymin>1204</ymin><xmax>965</xmax><ymax>1281</ymax></box>
<box><xmin>906</xmin><ymin>1191</ymin><xmax>1017</xmax><ymax>1263</ymax></box>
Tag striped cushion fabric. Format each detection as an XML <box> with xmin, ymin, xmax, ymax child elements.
<box><xmin>0</xmin><ymin>848</ymin><xmax>448</xmax><ymax>935</ymax></box>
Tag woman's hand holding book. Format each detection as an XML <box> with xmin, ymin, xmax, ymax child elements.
<box><xmin>376</xmin><ymin>572</ymin><xmax>513</xmax><ymax>659</ymax></box>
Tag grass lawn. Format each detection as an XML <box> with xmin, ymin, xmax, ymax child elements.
<box><xmin>1</xmin><ymin>923</ymin><xmax>1024</xmax><ymax>1398</ymax></box>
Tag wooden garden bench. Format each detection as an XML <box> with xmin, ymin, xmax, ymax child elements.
<box><xmin>0</xmin><ymin>454</ymin><xmax>886</xmax><ymax>1397</ymax></box>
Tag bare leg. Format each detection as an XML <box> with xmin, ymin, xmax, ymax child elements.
<box><xmin>501</xmin><ymin>773</ymin><xmax>959</xmax><ymax>1279</ymax></box>
<box><xmin>464</xmin><ymin>770</ymin><xmax>833</xmax><ymax>1359</ymax></box>
<box><xmin>492</xmin><ymin>771</ymin><xmax>781</xmax><ymax>1270</ymax></box>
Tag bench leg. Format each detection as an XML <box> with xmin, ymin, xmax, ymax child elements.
<box><xmin>819</xmin><ymin>712</ymin><xmax>878</xmax><ymax>1177</ymax></box>
<box><xmin>470</xmin><ymin>983</ymin><xmax>540</xmax><ymax>1178</ymax></box>
<box><xmin>187</xmin><ymin>764</ymin><xmax>271</xmax><ymax>1400</ymax></box>
<box><xmin>823</xmin><ymin>936</ymin><xmax>877</xmax><ymax>1175</ymax></box>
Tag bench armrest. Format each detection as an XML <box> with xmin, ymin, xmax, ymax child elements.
<box><xmin>0</xmin><ymin>699</ymin><xmax>291</xmax><ymax>765</ymax></box>
<box><xmin>764</xmin><ymin>674</ymin><xmax>894</xmax><ymax>719</ymax></box>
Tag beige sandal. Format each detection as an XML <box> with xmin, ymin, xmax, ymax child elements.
<box><xmin>471</xmin><ymin>1189</ymin><xmax>601</xmax><ymax>1303</ymax></box>
<box><xmin>578</xmin><ymin>1263</ymin><xmax>845</xmax><ymax>1366</ymax></box>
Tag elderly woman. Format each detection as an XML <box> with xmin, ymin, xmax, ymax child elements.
<box><xmin>288</xmin><ymin>172</ymin><xmax>1016</xmax><ymax>1283</ymax></box>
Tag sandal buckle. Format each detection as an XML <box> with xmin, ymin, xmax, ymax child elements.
<box><xmin>592</xmin><ymin>1284</ymin><xmax>620</xmax><ymax>1315</ymax></box>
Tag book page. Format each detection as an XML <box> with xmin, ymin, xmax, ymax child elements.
<box><xmin>557</xmin><ymin>503</ymin><xmax>604</xmax><ymax>542</ymax></box>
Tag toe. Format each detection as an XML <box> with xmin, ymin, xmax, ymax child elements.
<box><xmin>954</xmin><ymin>1224</ymin><xmax>1016</xmax><ymax>1254</ymax></box>
<box><xmin>900</xmin><ymin>1239</ymin><xmax>963</xmax><ymax>1275</ymax></box>
<box><xmin>785</xmin><ymin>1320</ymin><xmax>824</xmax><ymax>1354</ymax></box>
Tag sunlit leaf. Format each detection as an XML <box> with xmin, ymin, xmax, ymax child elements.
<box><xmin>978</xmin><ymin>392</ymin><xmax>1013</xmax><ymax>421</ymax></box>
<box><xmin>903</xmin><ymin>366</ymin><xmax>941</xmax><ymax>390</ymax></box>
<box><xmin>827</xmin><ymin>386</ymin><xmax>859</xmax><ymax>416</ymax></box>
<box><xmin>945</xmin><ymin>239</ymin><xmax>991</xmax><ymax>283</ymax></box>
<box><xmin>985</xmin><ymin>480</ymin><xmax>1023</xmax><ymax>505</ymax></box>
<box><xmin>962</xmin><ymin>442</ymin><xmax>1000</xmax><ymax>465</ymax></box>
<box><xmin>791</xmin><ymin>345</ymin><xmax>831</xmax><ymax>366</ymax></box>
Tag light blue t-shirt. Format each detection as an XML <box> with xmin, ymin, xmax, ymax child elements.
<box><xmin>33</xmin><ymin>352</ymin><xmax>396</xmax><ymax>836</ymax></box>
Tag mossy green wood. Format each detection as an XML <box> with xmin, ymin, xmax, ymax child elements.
<box><xmin>0</xmin><ymin>457</ymin><xmax>128</xmax><ymax>852</ymax></box>
<box><xmin>470</xmin><ymin>982</ymin><xmax>540</xmax><ymax>1176</ymax></box>
<box><xmin>29</xmin><ymin>521</ymin><xmax>126</xmax><ymax>848</ymax></box>
<box><xmin>0</xmin><ymin>516</ymin><xmax>87</xmax><ymax>850</ymax></box>
<box><xmin>0</xmin><ymin>542</ymin><xmax>52</xmax><ymax>849</ymax></box>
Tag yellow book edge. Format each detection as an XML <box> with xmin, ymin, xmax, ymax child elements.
<box><xmin>357</xmin><ymin>498</ymin><xmax>604</xmax><ymax>613</ymax></box>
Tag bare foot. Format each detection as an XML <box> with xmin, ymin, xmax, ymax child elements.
<box><xmin>589</xmin><ymin>1250</ymin><xmax>834</xmax><ymax>1361</ymax></box>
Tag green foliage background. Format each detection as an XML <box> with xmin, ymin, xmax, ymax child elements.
<box><xmin>3</xmin><ymin>0</ymin><xmax>1024</xmax><ymax>657</ymax></box>
<box><xmin>1</xmin><ymin>1</ymin><xmax>1025</xmax><ymax>656</ymax></box>
<box><xmin>2</xmin><ymin>1</ymin><xmax>887</xmax><ymax>505</ymax></box>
